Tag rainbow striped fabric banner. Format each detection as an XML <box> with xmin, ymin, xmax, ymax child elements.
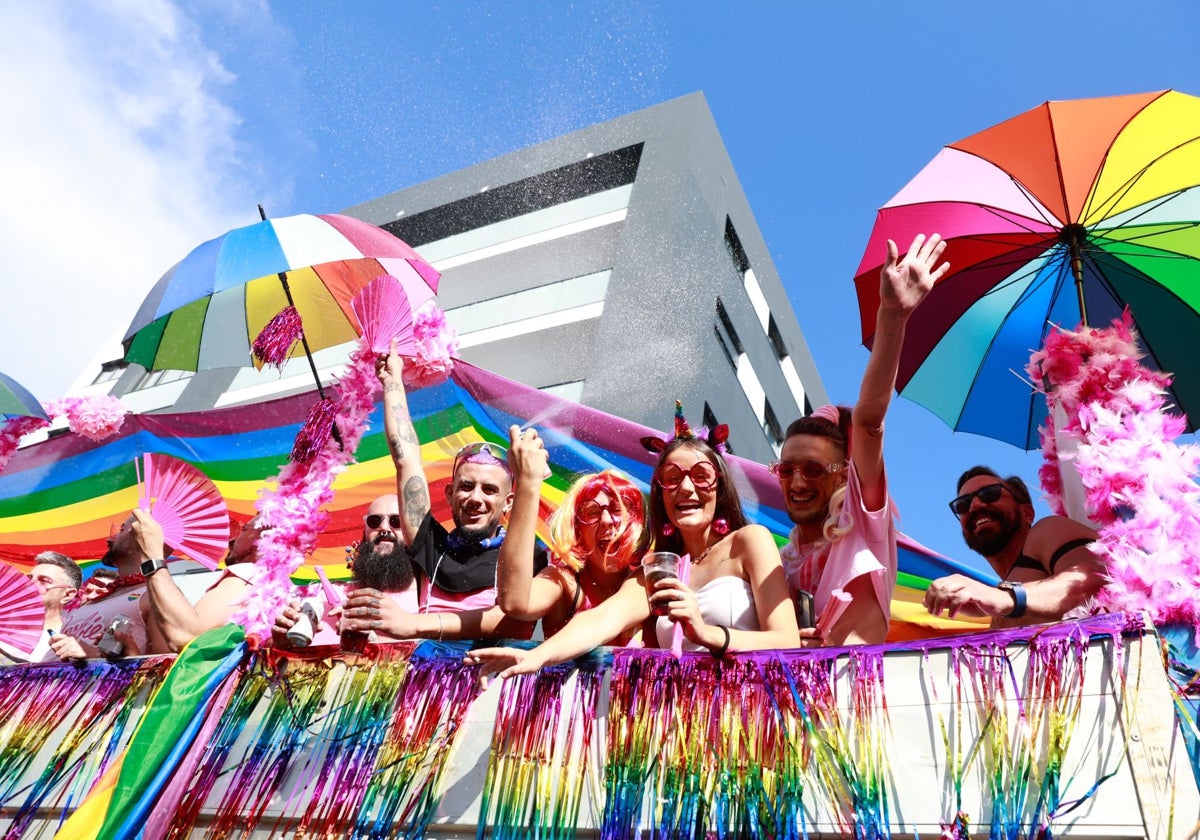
<box><xmin>0</xmin><ymin>362</ymin><xmax>988</xmax><ymax>639</ymax></box>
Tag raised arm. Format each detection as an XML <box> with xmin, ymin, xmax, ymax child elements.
<box><xmin>495</xmin><ymin>426</ymin><xmax>564</xmax><ymax>619</ymax></box>
<box><xmin>854</xmin><ymin>234</ymin><xmax>948</xmax><ymax>511</ymax></box>
<box><xmin>376</xmin><ymin>341</ymin><xmax>431</xmax><ymax>544</ymax></box>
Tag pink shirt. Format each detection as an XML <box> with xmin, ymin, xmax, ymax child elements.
<box><xmin>780</xmin><ymin>462</ymin><xmax>897</xmax><ymax>630</ymax></box>
<box><xmin>309</xmin><ymin>585</ymin><xmax>421</xmax><ymax>646</ymax></box>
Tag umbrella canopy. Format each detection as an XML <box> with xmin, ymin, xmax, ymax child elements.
<box><xmin>123</xmin><ymin>213</ymin><xmax>440</xmax><ymax>371</ymax></box>
<box><xmin>854</xmin><ymin>89</ymin><xmax>1200</xmax><ymax>448</ymax></box>
<box><xmin>0</xmin><ymin>372</ymin><xmax>48</xmax><ymax>422</ymax></box>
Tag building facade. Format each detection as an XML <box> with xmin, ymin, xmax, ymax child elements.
<box><xmin>90</xmin><ymin>93</ymin><xmax>826</xmax><ymax>463</ymax></box>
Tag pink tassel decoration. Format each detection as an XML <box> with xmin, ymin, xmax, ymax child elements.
<box><xmin>252</xmin><ymin>306</ymin><xmax>304</xmax><ymax>370</ymax></box>
<box><xmin>43</xmin><ymin>395</ymin><xmax>128</xmax><ymax>441</ymax></box>
<box><xmin>290</xmin><ymin>397</ymin><xmax>340</xmax><ymax>464</ymax></box>
<box><xmin>402</xmin><ymin>303</ymin><xmax>458</xmax><ymax>390</ymax></box>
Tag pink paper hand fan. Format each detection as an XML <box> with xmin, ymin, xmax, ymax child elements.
<box><xmin>350</xmin><ymin>274</ymin><xmax>417</xmax><ymax>355</ymax></box>
<box><xmin>0</xmin><ymin>563</ymin><xmax>46</xmax><ymax>656</ymax></box>
<box><xmin>136</xmin><ymin>453</ymin><xmax>230</xmax><ymax>569</ymax></box>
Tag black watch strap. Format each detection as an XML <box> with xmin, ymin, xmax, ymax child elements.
<box><xmin>140</xmin><ymin>557</ymin><xmax>167</xmax><ymax>577</ymax></box>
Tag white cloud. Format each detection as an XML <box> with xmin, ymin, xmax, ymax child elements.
<box><xmin>0</xmin><ymin>1</ymin><xmax>260</xmax><ymax>397</ymax></box>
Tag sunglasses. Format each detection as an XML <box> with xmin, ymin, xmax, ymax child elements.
<box><xmin>655</xmin><ymin>461</ymin><xmax>718</xmax><ymax>491</ymax></box>
<box><xmin>769</xmin><ymin>459</ymin><xmax>844</xmax><ymax>482</ymax></box>
<box><xmin>452</xmin><ymin>441</ymin><xmax>509</xmax><ymax>474</ymax></box>
<box><xmin>948</xmin><ymin>483</ymin><xmax>1012</xmax><ymax>518</ymax></box>
<box><xmin>364</xmin><ymin>513</ymin><xmax>403</xmax><ymax>530</ymax></box>
<box><xmin>576</xmin><ymin>499</ymin><xmax>623</xmax><ymax>525</ymax></box>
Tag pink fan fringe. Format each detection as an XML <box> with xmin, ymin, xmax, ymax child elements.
<box><xmin>1027</xmin><ymin>309</ymin><xmax>1200</xmax><ymax>627</ymax></box>
<box><xmin>43</xmin><ymin>395</ymin><xmax>128</xmax><ymax>441</ymax></box>
<box><xmin>235</xmin><ymin>339</ymin><xmax>379</xmax><ymax>642</ymax></box>
<box><xmin>402</xmin><ymin>303</ymin><xmax>458</xmax><ymax>390</ymax></box>
<box><xmin>252</xmin><ymin>305</ymin><xmax>304</xmax><ymax>370</ymax></box>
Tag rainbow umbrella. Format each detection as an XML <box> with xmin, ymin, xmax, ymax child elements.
<box><xmin>854</xmin><ymin>89</ymin><xmax>1200</xmax><ymax>448</ymax></box>
<box><xmin>122</xmin><ymin>212</ymin><xmax>440</xmax><ymax>376</ymax></box>
<box><xmin>0</xmin><ymin>371</ymin><xmax>48</xmax><ymax>422</ymax></box>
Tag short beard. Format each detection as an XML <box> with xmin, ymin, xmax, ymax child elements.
<box><xmin>963</xmin><ymin>511</ymin><xmax>1020</xmax><ymax>557</ymax></box>
<box><xmin>99</xmin><ymin>547</ymin><xmax>122</xmax><ymax>568</ymax></box>
<box><xmin>353</xmin><ymin>539</ymin><xmax>415</xmax><ymax>592</ymax></box>
<box><xmin>786</xmin><ymin>506</ymin><xmax>828</xmax><ymax>527</ymax></box>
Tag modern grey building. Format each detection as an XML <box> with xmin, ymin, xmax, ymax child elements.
<box><xmin>85</xmin><ymin>93</ymin><xmax>826</xmax><ymax>463</ymax></box>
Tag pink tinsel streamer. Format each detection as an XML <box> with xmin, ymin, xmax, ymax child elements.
<box><xmin>1027</xmin><ymin>310</ymin><xmax>1200</xmax><ymax>626</ymax></box>
<box><xmin>43</xmin><ymin>395</ymin><xmax>128</xmax><ymax>441</ymax></box>
<box><xmin>252</xmin><ymin>305</ymin><xmax>304</xmax><ymax>371</ymax></box>
<box><xmin>0</xmin><ymin>416</ymin><xmax>50</xmax><ymax>473</ymax></box>
<box><xmin>402</xmin><ymin>303</ymin><xmax>458</xmax><ymax>390</ymax></box>
<box><xmin>235</xmin><ymin>340</ymin><xmax>379</xmax><ymax>642</ymax></box>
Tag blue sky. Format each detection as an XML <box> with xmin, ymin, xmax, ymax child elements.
<box><xmin>2</xmin><ymin>1</ymin><xmax>1197</xmax><ymax>570</ymax></box>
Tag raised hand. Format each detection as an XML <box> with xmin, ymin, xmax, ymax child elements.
<box><xmin>507</xmin><ymin>425</ymin><xmax>549</xmax><ymax>486</ymax></box>
<box><xmin>880</xmin><ymin>233</ymin><xmax>950</xmax><ymax>317</ymax></box>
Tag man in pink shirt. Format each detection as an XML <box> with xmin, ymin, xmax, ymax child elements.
<box><xmin>775</xmin><ymin>234</ymin><xmax>948</xmax><ymax>646</ymax></box>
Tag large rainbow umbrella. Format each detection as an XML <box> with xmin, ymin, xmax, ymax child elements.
<box><xmin>122</xmin><ymin>212</ymin><xmax>440</xmax><ymax>373</ymax></box>
<box><xmin>855</xmin><ymin>89</ymin><xmax>1200</xmax><ymax>448</ymax></box>
<box><xmin>0</xmin><ymin>362</ymin><xmax>989</xmax><ymax>641</ymax></box>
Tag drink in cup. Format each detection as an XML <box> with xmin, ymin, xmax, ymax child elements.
<box><xmin>641</xmin><ymin>551</ymin><xmax>681</xmax><ymax>616</ymax></box>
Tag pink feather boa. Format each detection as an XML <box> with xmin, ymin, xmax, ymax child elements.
<box><xmin>1027</xmin><ymin>310</ymin><xmax>1200</xmax><ymax>626</ymax></box>
<box><xmin>403</xmin><ymin>303</ymin><xmax>459</xmax><ymax>390</ymax></box>
<box><xmin>43</xmin><ymin>395</ymin><xmax>129</xmax><ymax>441</ymax></box>
<box><xmin>234</xmin><ymin>339</ymin><xmax>380</xmax><ymax>642</ymax></box>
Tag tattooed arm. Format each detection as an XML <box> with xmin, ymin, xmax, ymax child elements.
<box><xmin>377</xmin><ymin>340</ymin><xmax>431</xmax><ymax>545</ymax></box>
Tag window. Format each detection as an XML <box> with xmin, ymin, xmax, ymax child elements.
<box><xmin>724</xmin><ymin>218</ymin><xmax>750</xmax><ymax>274</ymax></box>
<box><xmin>714</xmin><ymin>297</ymin><xmax>743</xmax><ymax>372</ymax></box>
<box><xmin>767</xmin><ymin>315</ymin><xmax>788</xmax><ymax>361</ymax></box>
<box><xmin>134</xmin><ymin>368</ymin><xmax>192</xmax><ymax>390</ymax></box>
<box><xmin>764</xmin><ymin>399</ymin><xmax>783</xmax><ymax>453</ymax></box>
<box><xmin>91</xmin><ymin>361</ymin><xmax>128</xmax><ymax>386</ymax></box>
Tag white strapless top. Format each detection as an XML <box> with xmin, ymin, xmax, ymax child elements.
<box><xmin>654</xmin><ymin>575</ymin><xmax>760</xmax><ymax>651</ymax></box>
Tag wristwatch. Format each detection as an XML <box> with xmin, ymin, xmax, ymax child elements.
<box><xmin>997</xmin><ymin>580</ymin><xmax>1027</xmax><ymax>619</ymax></box>
<box><xmin>140</xmin><ymin>557</ymin><xmax>168</xmax><ymax>577</ymax></box>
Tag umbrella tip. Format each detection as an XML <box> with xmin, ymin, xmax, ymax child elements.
<box><xmin>257</xmin><ymin>204</ymin><xmax>267</xmax><ymax>221</ymax></box>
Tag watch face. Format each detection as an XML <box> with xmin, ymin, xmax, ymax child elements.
<box><xmin>141</xmin><ymin>558</ymin><xmax>165</xmax><ymax>576</ymax></box>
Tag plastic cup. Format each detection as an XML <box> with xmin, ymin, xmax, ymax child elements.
<box><xmin>641</xmin><ymin>551</ymin><xmax>680</xmax><ymax>616</ymax></box>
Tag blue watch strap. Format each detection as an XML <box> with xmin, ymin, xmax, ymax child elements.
<box><xmin>1001</xmin><ymin>581</ymin><xmax>1027</xmax><ymax>619</ymax></box>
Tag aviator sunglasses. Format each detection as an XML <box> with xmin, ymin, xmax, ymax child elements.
<box><xmin>948</xmin><ymin>483</ymin><xmax>1012</xmax><ymax>518</ymax></box>
<box><xmin>769</xmin><ymin>459</ymin><xmax>845</xmax><ymax>482</ymax></box>
<box><xmin>364</xmin><ymin>513</ymin><xmax>403</xmax><ymax>530</ymax></box>
<box><xmin>451</xmin><ymin>441</ymin><xmax>509</xmax><ymax>475</ymax></box>
<box><xmin>655</xmin><ymin>461</ymin><xmax>718</xmax><ymax>491</ymax></box>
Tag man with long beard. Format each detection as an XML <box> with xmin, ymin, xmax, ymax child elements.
<box><xmin>924</xmin><ymin>467</ymin><xmax>1105</xmax><ymax>627</ymax></box>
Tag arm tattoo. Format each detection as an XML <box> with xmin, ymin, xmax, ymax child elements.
<box><xmin>403</xmin><ymin>475</ymin><xmax>429</xmax><ymax>529</ymax></box>
<box><xmin>386</xmin><ymin>405</ymin><xmax>420</xmax><ymax>459</ymax></box>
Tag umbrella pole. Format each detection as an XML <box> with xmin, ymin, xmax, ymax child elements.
<box><xmin>1064</xmin><ymin>223</ymin><xmax>1090</xmax><ymax>326</ymax></box>
<box><xmin>258</xmin><ymin>205</ymin><xmax>343</xmax><ymax>450</ymax></box>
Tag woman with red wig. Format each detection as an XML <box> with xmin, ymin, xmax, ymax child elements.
<box><xmin>496</xmin><ymin>425</ymin><xmax>650</xmax><ymax>643</ymax></box>
<box><xmin>472</xmin><ymin>406</ymin><xmax>800</xmax><ymax>679</ymax></box>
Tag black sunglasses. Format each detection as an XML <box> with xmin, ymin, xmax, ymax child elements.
<box><xmin>948</xmin><ymin>483</ymin><xmax>1011</xmax><ymax>518</ymax></box>
<box><xmin>364</xmin><ymin>513</ymin><xmax>403</xmax><ymax>530</ymax></box>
